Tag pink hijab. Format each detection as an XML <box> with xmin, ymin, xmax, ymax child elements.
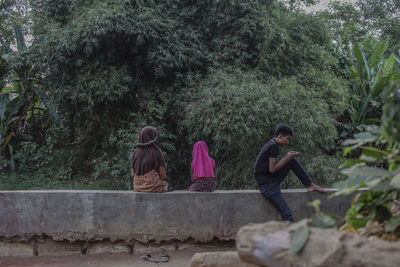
<box><xmin>191</xmin><ymin>141</ymin><xmax>215</xmax><ymax>179</ymax></box>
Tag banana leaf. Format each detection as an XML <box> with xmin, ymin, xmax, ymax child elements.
<box><xmin>368</xmin><ymin>42</ymin><xmax>388</xmax><ymax>70</ymax></box>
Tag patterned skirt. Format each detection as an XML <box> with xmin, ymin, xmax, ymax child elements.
<box><xmin>188</xmin><ymin>178</ymin><xmax>216</xmax><ymax>192</ymax></box>
<box><xmin>133</xmin><ymin>169</ymin><xmax>168</xmax><ymax>192</ymax></box>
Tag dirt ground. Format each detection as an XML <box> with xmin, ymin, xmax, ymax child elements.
<box><xmin>0</xmin><ymin>246</ymin><xmax>234</xmax><ymax>267</ymax></box>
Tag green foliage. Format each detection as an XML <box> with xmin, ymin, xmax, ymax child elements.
<box><xmin>0</xmin><ymin>92</ymin><xmax>16</xmax><ymax>170</ymax></box>
<box><xmin>281</xmin><ymin>0</ymin><xmax>318</xmax><ymax>10</ymax></box>
<box><xmin>14</xmin><ymin>142</ymin><xmax>73</xmax><ymax>180</ymax></box>
<box><xmin>323</xmin><ymin>0</ymin><xmax>400</xmax><ymax>51</ymax></box>
<box><xmin>28</xmin><ymin>0</ymin><xmax>274</xmax><ymax>151</ymax></box>
<box><xmin>0</xmin><ymin>48</ymin><xmax>10</xmax><ymax>169</ymax></box>
<box><xmin>180</xmin><ymin>68</ymin><xmax>347</xmax><ymax>189</ymax></box>
<box><xmin>0</xmin><ymin>170</ymin><xmax>123</xmax><ymax>190</ymax></box>
<box><xmin>1</xmin><ymin>0</ymin><xmax>350</xmax><ymax>189</ymax></box>
<box><xmin>355</xmin><ymin>0</ymin><xmax>400</xmax><ymax>50</ymax></box>
<box><xmin>308</xmin><ymin>200</ymin><xmax>337</xmax><ymax>229</ymax></box>
<box><xmin>289</xmin><ymin>219</ymin><xmax>309</xmax><ymax>255</ymax></box>
<box><xmin>386</xmin><ymin>215</ymin><xmax>400</xmax><ymax>232</ymax></box>
<box><xmin>332</xmin><ymin>82</ymin><xmax>400</xmax><ymax>236</ymax></box>
<box><xmin>9</xmin><ymin>123</ymin><xmax>126</xmax><ymax>190</ymax></box>
<box><xmin>335</xmin><ymin>128</ymin><xmax>400</xmax><ymax>195</ymax></box>
<box><xmin>12</xmin><ymin>125</ymin><xmax>74</xmax><ymax>180</ymax></box>
<box><xmin>259</xmin><ymin>5</ymin><xmax>333</xmax><ymax>76</ymax></box>
<box><xmin>310</xmin><ymin>213</ymin><xmax>337</xmax><ymax>229</ymax></box>
<box><xmin>382</xmin><ymin>81</ymin><xmax>400</xmax><ymax>143</ymax></box>
<box><xmin>321</xmin><ymin>1</ymin><xmax>366</xmax><ymax>46</ymax></box>
<box><xmin>91</xmin><ymin>90</ymin><xmax>177</xmax><ymax>189</ymax></box>
<box><xmin>0</xmin><ymin>26</ymin><xmax>49</xmax><ymax>171</ymax></box>
<box><xmin>0</xmin><ymin>0</ymin><xmax>30</xmax><ymax>44</ymax></box>
<box><xmin>342</xmin><ymin>38</ymin><xmax>400</xmax><ymax>136</ymax></box>
<box><xmin>345</xmin><ymin>206</ymin><xmax>368</xmax><ymax>229</ymax></box>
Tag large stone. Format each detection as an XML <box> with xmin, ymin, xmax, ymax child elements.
<box><xmin>0</xmin><ymin>241</ymin><xmax>33</xmax><ymax>257</ymax></box>
<box><xmin>0</xmin><ymin>190</ymin><xmax>355</xmax><ymax>243</ymax></box>
<box><xmin>236</xmin><ymin>221</ymin><xmax>400</xmax><ymax>267</ymax></box>
<box><xmin>86</xmin><ymin>241</ymin><xmax>131</xmax><ymax>254</ymax></box>
<box><xmin>37</xmin><ymin>238</ymin><xmax>82</xmax><ymax>256</ymax></box>
<box><xmin>190</xmin><ymin>251</ymin><xmax>259</xmax><ymax>267</ymax></box>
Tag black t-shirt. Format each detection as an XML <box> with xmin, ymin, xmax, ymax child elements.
<box><xmin>254</xmin><ymin>139</ymin><xmax>279</xmax><ymax>186</ymax></box>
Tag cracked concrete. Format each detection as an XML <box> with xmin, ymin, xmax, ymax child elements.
<box><xmin>0</xmin><ymin>189</ymin><xmax>355</xmax><ymax>256</ymax></box>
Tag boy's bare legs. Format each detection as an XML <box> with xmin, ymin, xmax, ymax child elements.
<box><xmin>307</xmin><ymin>183</ymin><xmax>327</xmax><ymax>193</ymax></box>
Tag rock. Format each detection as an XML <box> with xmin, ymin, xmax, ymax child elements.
<box><xmin>190</xmin><ymin>251</ymin><xmax>259</xmax><ymax>267</ymax></box>
<box><xmin>360</xmin><ymin>221</ymin><xmax>384</xmax><ymax>237</ymax></box>
<box><xmin>86</xmin><ymin>241</ymin><xmax>131</xmax><ymax>254</ymax></box>
<box><xmin>37</xmin><ymin>238</ymin><xmax>82</xmax><ymax>256</ymax></box>
<box><xmin>389</xmin><ymin>200</ymin><xmax>400</xmax><ymax>216</ymax></box>
<box><xmin>236</xmin><ymin>221</ymin><xmax>400</xmax><ymax>267</ymax></box>
<box><xmin>0</xmin><ymin>241</ymin><xmax>33</xmax><ymax>257</ymax></box>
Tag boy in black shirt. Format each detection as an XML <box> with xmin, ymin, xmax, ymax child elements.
<box><xmin>254</xmin><ymin>124</ymin><xmax>326</xmax><ymax>222</ymax></box>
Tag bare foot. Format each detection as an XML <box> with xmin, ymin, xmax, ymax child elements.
<box><xmin>307</xmin><ymin>183</ymin><xmax>327</xmax><ymax>193</ymax></box>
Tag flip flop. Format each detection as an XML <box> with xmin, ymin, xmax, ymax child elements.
<box><xmin>160</xmin><ymin>253</ymin><xmax>169</xmax><ymax>262</ymax></box>
<box><xmin>142</xmin><ymin>254</ymin><xmax>159</xmax><ymax>263</ymax></box>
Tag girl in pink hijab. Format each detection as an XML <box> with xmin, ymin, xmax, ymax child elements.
<box><xmin>188</xmin><ymin>141</ymin><xmax>216</xmax><ymax>192</ymax></box>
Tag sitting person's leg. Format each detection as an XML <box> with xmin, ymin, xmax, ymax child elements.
<box><xmin>274</xmin><ymin>158</ymin><xmax>326</xmax><ymax>193</ymax></box>
<box><xmin>257</xmin><ymin>159</ymin><xmax>309</xmax><ymax>222</ymax></box>
<box><xmin>288</xmin><ymin>158</ymin><xmax>312</xmax><ymax>186</ymax></box>
<box><xmin>274</xmin><ymin>158</ymin><xmax>312</xmax><ymax>187</ymax></box>
<box><xmin>259</xmin><ymin>182</ymin><xmax>294</xmax><ymax>222</ymax></box>
<box><xmin>269</xmin><ymin>190</ymin><xmax>294</xmax><ymax>222</ymax></box>
<box><xmin>188</xmin><ymin>178</ymin><xmax>215</xmax><ymax>192</ymax></box>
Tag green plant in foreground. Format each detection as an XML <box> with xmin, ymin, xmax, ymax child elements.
<box><xmin>333</xmin><ymin>127</ymin><xmax>400</xmax><ymax>235</ymax></box>
<box><xmin>290</xmin><ymin>82</ymin><xmax>400</xmax><ymax>255</ymax></box>
<box><xmin>332</xmin><ymin>82</ymin><xmax>400</xmax><ymax>238</ymax></box>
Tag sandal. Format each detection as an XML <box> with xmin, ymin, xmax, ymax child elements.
<box><xmin>142</xmin><ymin>254</ymin><xmax>159</xmax><ymax>263</ymax></box>
<box><xmin>160</xmin><ymin>253</ymin><xmax>169</xmax><ymax>262</ymax></box>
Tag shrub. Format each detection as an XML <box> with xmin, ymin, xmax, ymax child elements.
<box><xmin>3</xmin><ymin>0</ymin><xmax>352</xmax><ymax>189</ymax></box>
<box><xmin>92</xmin><ymin>90</ymin><xmax>177</xmax><ymax>189</ymax></box>
<box><xmin>180</xmin><ymin>68</ymin><xmax>347</xmax><ymax>189</ymax></box>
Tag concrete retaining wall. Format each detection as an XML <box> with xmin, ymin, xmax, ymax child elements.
<box><xmin>0</xmin><ymin>189</ymin><xmax>355</xmax><ymax>256</ymax></box>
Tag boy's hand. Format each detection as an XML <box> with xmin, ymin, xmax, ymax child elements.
<box><xmin>286</xmin><ymin>151</ymin><xmax>300</xmax><ymax>160</ymax></box>
<box><xmin>307</xmin><ymin>183</ymin><xmax>327</xmax><ymax>193</ymax></box>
